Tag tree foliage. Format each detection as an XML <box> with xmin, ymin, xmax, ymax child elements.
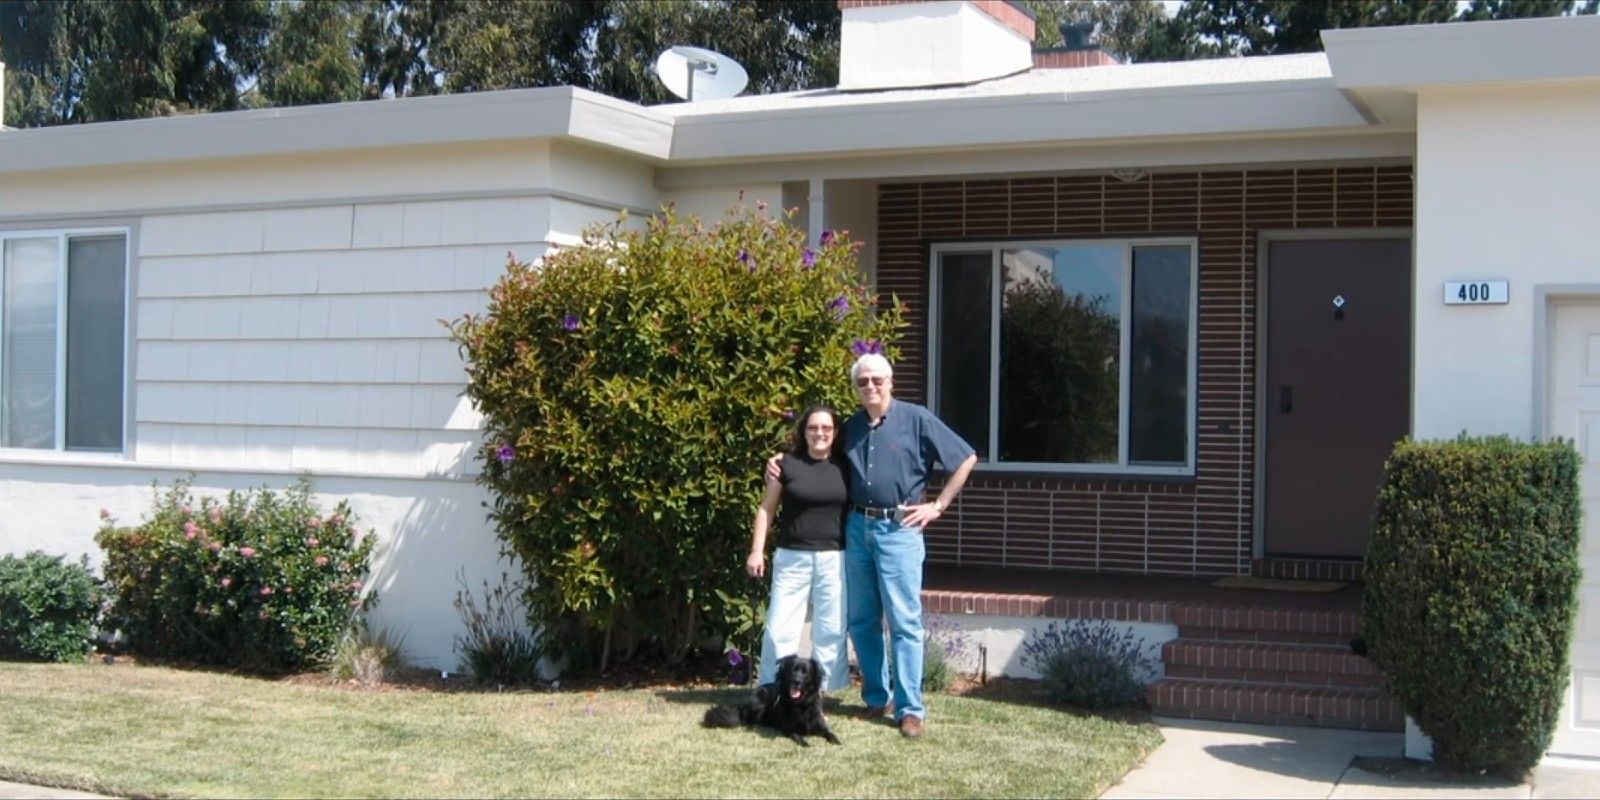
<box><xmin>1023</xmin><ymin>0</ymin><xmax>1593</xmax><ymax>62</ymax></box>
<box><xmin>6</xmin><ymin>0</ymin><xmax>1596</xmax><ymax>126</ymax></box>
<box><xmin>450</xmin><ymin>206</ymin><xmax>902</xmax><ymax>672</ymax></box>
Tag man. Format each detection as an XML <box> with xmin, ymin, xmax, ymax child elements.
<box><xmin>774</xmin><ymin>353</ymin><xmax>977</xmax><ymax>738</ymax></box>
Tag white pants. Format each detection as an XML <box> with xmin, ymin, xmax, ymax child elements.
<box><xmin>758</xmin><ymin>547</ymin><xmax>849</xmax><ymax>692</ymax></box>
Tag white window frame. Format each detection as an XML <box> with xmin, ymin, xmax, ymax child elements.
<box><xmin>927</xmin><ymin>237</ymin><xmax>1199</xmax><ymax>476</ymax></box>
<box><xmin>0</xmin><ymin>225</ymin><xmax>132</xmax><ymax>457</ymax></box>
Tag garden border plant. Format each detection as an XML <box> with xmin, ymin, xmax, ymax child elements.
<box><xmin>1364</xmin><ymin>435</ymin><xmax>1581</xmax><ymax>779</ymax></box>
<box><xmin>451</xmin><ymin>203</ymin><xmax>903</xmax><ymax>673</ymax></box>
<box><xmin>1020</xmin><ymin>619</ymin><xmax>1156</xmax><ymax>710</ymax></box>
<box><xmin>96</xmin><ymin>476</ymin><xmax>378</xmax><ymax>673</ymax></box>
<box><xmin>0</xmin><ymin>551</ymin><xmax>102</xmax><ymax>663</ymax></box>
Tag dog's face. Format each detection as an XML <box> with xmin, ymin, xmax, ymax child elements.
<box><xmin>773</xmin><ymin>655</ymin><xmax>822</xmax><ymax>704</ymax></box>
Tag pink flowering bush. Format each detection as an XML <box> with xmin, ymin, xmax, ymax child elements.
<box><xmin>450</xmin><ymin>204</ymin><xmax>903</xmax><ymax>672</ymax></box>
<box><xmin>95</xmin><ymin>478</ymin><xmax>376</xmax><ymax>673</ymax></box>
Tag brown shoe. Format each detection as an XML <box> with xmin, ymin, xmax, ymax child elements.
<box><xmin>899</xmin><ymin>715</ymin><xmax>924</xmax><ymax>739</ymax></box>
<box><xmin>854</xmin><ymin>705</ymin><xmax>889</xmax><ymax>721</ymax></box>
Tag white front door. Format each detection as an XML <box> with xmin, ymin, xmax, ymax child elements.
<box><xmin>1548</xmin><ymin>301</ymin><xmax>1600</xmax><ymax>760</ymax></box>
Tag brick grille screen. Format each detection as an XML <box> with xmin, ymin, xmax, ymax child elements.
<box><xmin>877</xmin><ymin>167</ymin><xmax>1413</xmax><ymax>576</ymax></box>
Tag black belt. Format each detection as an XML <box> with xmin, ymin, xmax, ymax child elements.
<box><xmin>852</xmin><ymin>504</ymin><xmax>901</xmax><ymax>520</ymax></box>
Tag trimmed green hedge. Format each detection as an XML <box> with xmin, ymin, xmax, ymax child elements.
<box><xmin>0</xmin><ymin>551</ymin><xmax>102</xmax><ymax>662</ymax></box>
<box><xmin>1364</xmin><ymin>436</ymin><xmax>1581</xmax><ymax>778</ymax></box>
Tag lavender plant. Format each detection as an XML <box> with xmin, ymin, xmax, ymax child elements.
<box><xmin>923</xmin><ymin>612</ymin><xmax>977</xmax><ymax>692</ymax></box>
<box><xmin>1020</xmin><ymin>620</ymin><xmax>1155</xmax><ymax>709</ymax></box>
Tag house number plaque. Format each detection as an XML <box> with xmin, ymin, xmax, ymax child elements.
<box><xmin>1443</xmin><ymin>280</ymin><xmax>1508</xmax><ymax>305</ymax></box>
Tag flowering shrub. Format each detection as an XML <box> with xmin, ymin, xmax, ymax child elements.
<box><xmin>923</xmin><ymin>612</ymin><xmax>976</xmax><ymax>692</ymax></box>
<box><xmin>1020</xmin><ymin>620</ymin><xmax>1156</xmax><ymax>709</ymax></box>
<box><xmin>95</xmin><ymin>478</ymin><xmax>376</xmax><ymax>673</ymax></box>
<box><xmin>450</xmin><ymin>204</ymin><xmax>903</xmax><ymax>673</ymax></box>
<box><xmin>0</xmin><ymin>551</ymin><xmax>102</xmax><ymax>662</ymax></box>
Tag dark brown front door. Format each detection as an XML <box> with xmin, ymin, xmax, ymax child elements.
<box><xmin>1263</xmin><ymin>238</ymin><xmax>1411</xmax><ymax>559</ymax></box>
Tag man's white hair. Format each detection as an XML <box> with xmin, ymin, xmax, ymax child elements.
<box><xmin>850</xmin><ymin>353</ymin><xmax>893</xmax><ymax>382</ymax></box>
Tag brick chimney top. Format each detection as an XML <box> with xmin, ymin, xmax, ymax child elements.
<box><xmin>1033</xmin><ymin>21</ymin><xmax>1119</xmax><ymax>69</ymax></box>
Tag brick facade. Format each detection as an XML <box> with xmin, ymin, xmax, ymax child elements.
<box><xmin>876</xmin><ymin>166</ymin><xmax>1414</xmax><ymax>576</ymax></box>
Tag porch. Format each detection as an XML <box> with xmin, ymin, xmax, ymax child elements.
<box><xmin>921</xmin><ymin>565</ymin><xmax>1402</xmax><ymax>732</ymax></box>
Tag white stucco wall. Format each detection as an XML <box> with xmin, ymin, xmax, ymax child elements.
<box><xmin>0</xmin><ymin>139</ymin><xmax>660</xmax><ymax>669</ymax></box>
<box><xmin>1411</xmin><ymin>82</ymin><xmax>1600</xmax><ymax>440</ymax></box>
<box><xmin>933</xmin><ymin>614</ymin><xmax>1174</xmax><ymax>681</ymax></box>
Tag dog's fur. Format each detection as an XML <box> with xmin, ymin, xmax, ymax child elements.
<box><xmin>702</xmin><ymin>654</ymin><xmax>841</xmax><ymax>746</ymax></box>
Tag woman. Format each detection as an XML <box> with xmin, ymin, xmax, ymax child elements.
<box><xmin>746</xmin><ymin>404</ymin><xmax>850</xmax><ymax>694</ymax></box>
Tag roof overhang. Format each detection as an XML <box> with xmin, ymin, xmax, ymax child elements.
<box><xmin>0</xmin><ymin>86</ymin><xmax>675</xmax><ymax>176</ymax></box>
<box><xmin>1323</xmin><ymin>15</ymin><xmax>1600</xmax><ymax>125</ymax></box>
<box><xmin>664</xmin><ymin>77</ymin><xmax>1372</xmax><ymax>165</ymax></box>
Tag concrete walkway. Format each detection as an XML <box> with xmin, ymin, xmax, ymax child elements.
<box><xmin>1102</xmin><ymin>717</ymin><xmax>1600</xmax><ymax>799</ymax></box>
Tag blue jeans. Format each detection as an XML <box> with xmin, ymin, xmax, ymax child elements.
<box><xmin>845</xmin><ymin>511</ymin><xmax>926</xmax><ymax>721</ymax></box>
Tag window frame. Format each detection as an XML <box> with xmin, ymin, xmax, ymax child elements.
<box><xmin>927</xmin><ymin>236</ymin><xmax>1199</xmax><ymax>477</ymax></box>
<box><xmin>0</xmin><ymin>225</ymin><xmax>133</xmax><ymax>457</ymax></box>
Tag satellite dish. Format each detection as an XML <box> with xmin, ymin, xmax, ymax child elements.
<box><xmin>654</xmin><ymin>46</ymin><xmax>748</xmax><ymax>102</ymax></box>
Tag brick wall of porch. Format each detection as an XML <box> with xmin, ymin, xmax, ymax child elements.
<box><xmin>876</xmin><ymin>166</ymin><xmax>1414</xmax><ymax>576</ymax></box>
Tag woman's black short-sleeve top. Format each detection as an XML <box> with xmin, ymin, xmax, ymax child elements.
<box><xmin>776</xmin><ymin>452</ymin><xmax>848</xmax><ymax>551</ymax></box>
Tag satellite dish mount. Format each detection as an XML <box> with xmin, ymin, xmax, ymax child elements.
<box><xmin>654</xmin><ymin>46</ymin><xmax>749</xmax><ymax>102</ymax></box>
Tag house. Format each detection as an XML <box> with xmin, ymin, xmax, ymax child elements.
<box><xmin>2</xmin><ymin>0</ymin><xmax>1598</xmax><ymax>760</ymax></box>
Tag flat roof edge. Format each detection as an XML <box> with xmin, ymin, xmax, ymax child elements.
<box><xmin>0</xmin><ymin>86</ymin><xmax>675</xmax><ymax>175</ymax></box>
<box><xmin>1325</xmin><ymin>15</ymin><xmax>1600</xmax><ymax>90</ymax></box>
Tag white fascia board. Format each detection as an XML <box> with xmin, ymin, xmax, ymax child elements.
<box><xmin>666</xmin><ymin>78</ymin><xmax>1373</xmax><ymax>163</ymax></box>
<box><xmin>655</xmin><ymin>131</ymin><xmax>1414</xmax><ymax>187</ymax></box>
<box><xmin>0</xmin><ymin>86</ymin><xmax>673</xmax><ymax>175</ymax></box>
<box><xmin>1324</xmin><ymin>15</ymin><xmax>1600</xmax><ymax>90</ymax></box>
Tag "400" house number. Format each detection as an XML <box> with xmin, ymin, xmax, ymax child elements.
<box><xmin>1443</xmin><ymin>280</ymin><xmax>1509</xmax><ymax>305</ymax></box>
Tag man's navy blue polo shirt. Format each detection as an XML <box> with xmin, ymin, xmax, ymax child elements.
<box><xmin>843</xmin><ymin>399</ymin><xmax>975</xmax><ymax>509</ymax></box>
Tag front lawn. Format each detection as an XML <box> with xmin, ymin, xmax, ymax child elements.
<box><xmin>0</xmin><ymin>663</ymin><xmax>1160</xmax><ymax>798</ymax></box>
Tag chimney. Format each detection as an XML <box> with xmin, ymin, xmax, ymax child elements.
<box><xmin>1032</xmin><ymin>21</ymin><xmax>1120</xmax><ymax>69</ymax></box>
<box><xmin>837</xmin><ymin>1</ymin><xmax>1037</xmax><ymax>91</ymax></box>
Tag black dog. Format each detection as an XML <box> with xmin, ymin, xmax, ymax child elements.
<box><xmin>703</xmin><ymin>654</ymin><xmax>841</xmax><ymax>746</ymax></box>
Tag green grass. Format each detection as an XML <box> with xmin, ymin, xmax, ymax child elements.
<box><xmin>0</xmin><ymin>663</ymin><xmax>1161</xmax><ymax>799</ymax></box>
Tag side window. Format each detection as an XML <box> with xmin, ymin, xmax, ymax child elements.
<box><xmin>0</xmin><ymin>230</ymin><xmax>128</xmax><ymax>452</ymax></box>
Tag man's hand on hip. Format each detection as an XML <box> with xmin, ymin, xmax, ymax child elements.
<box><xmin>900</xmin><ymin>501</ymin><xmax>944</xmax><ymax>529</ymax></box>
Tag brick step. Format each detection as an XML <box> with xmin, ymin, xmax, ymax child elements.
<box><xmin>1178</xmin><ymin>626</ymin><xmax>1354</xmax><ymax>646</ymax></box>
<box><xmin>1171</xmin><ymin>604</ymin><xmax>1363</xmax><ymax>642</ymax></box>
<box><xmin>1146</xmin><ymin>678</ymin><xmax>1403</xmax><ymax>732</ymax></box>
<box><xmin>1163</xmin><ymin>640</ymin><xmax>1383</xmax><ymax>688</ymax></box>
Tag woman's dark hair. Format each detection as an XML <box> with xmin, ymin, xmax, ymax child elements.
<box><xmin>790</xmin><ymin>404</ymin><xmax>843</xmax><ymax>458</ymax></box>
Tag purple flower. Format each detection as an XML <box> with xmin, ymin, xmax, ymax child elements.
<box><xmin>828</xmin><ymin>295</ymin><xmax>850</xmax><ymax>321</ymax></box>
<box><xmin>782</xmin><ymin>410</ymin><xmax>795</xmax><ymax>421</ymax></box>
<box><xmin>562</xmin><ymin>313</ymin><xmax>580</xmax><ymax>332</ymax></box>
<box><xmin>851</xmin><ymin>339</ymin><xmax>884</xmax><ymax>356</ymax></box>
<box><xmin>738</xmin><ymin>249</ymin><xmax>754</xmax><ymax>271</ymax></box>
<box><xmin>820</xmin><ymin>229</ymin><xmax>836</xmax><ymax>247</ymax></box>
<box><xmin>801</xmin><ymin>249</ymin><xmax>817</xmax><ymax>269</ymax></box>
<box><xmin>726</xmin><ymin>648</ymin><xmax>744</xmax><ymax>667</ymax></box>
<box><xmin>496</xmin><ymin>444</ymin><xmax>516</xmax><ymax>463</ymax></box>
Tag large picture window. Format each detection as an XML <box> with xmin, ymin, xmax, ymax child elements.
<box><xmin>930</xmin><ymin>238</ymin><xmax>1196</xmax><ymax>474</ymax></box>
<box><xmin>0</xmin><ymin>229</ymin><xmax>128</xmax><ymax>452</ymax></box>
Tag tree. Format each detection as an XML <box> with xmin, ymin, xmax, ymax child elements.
<box><xmin>1177</xmin><ymin>0</ymin><xmax>1591</xmax><ymax>57</ymax></box>
<box><xmin>259</xmin><ymin>0</ymin><xmax>363</xmax><ymax>107</ymax></box>
<box><xmin>433</xmin><ymin>0</ymin><xmax>838</xmax><ymax>104</ymax></box>
<box><xmin>1</xmin><ymin>0</ymin><xmax>270</xmax><ymax>125</ymax></box>
<box><xmin>354</xmin><ymin>0</ymin><xmax>457</xmax><ymax>99</ymax></box>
